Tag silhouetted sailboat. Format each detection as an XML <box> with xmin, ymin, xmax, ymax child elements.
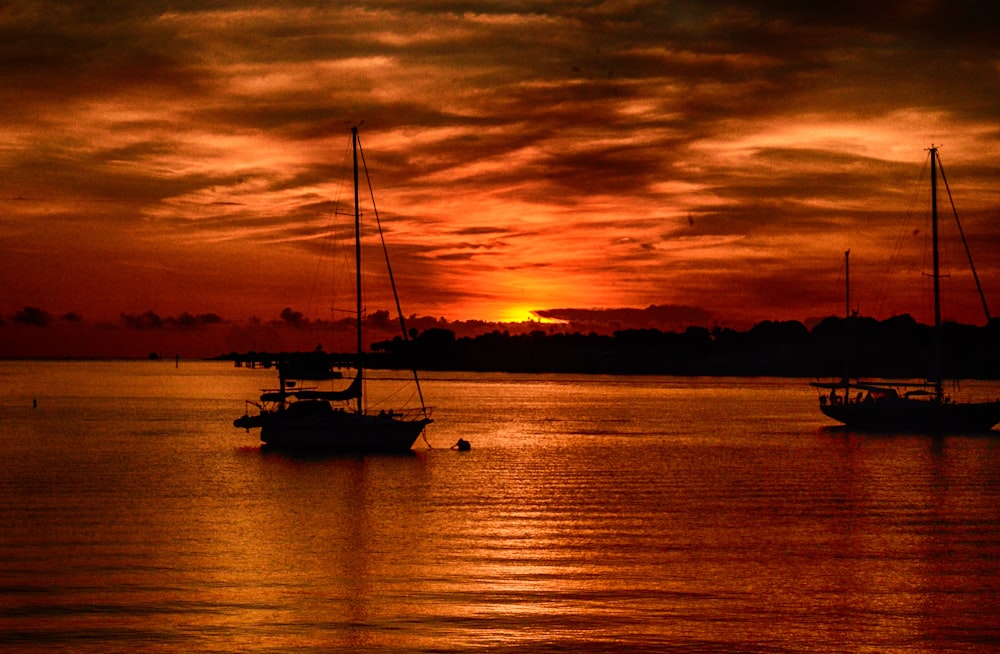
<box><xmin>812</xmin><ymin>147</ymin><xmax>1000</xmax><ymax>432</ymax></box>
<box><xmin>234</xmin><ymin>127</ymin><xmax>432</xmax><ymax>451</ymax></box>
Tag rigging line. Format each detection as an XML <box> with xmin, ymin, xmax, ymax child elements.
<box><xmin>935</xmin><ymin>155</ymin><xmax>992</xmax><ymax>323</ymax></box>
<box><xmin>356</xmin><ymin>132</ymin><xmax>431</xmax><ymax>420</ymax></box>
<box><xmin>368</xmin><ymin>378</ymin><xmax>419</xmax><ymax>407</ymax></box>
<box><xmin>306</xmin><ymin>138</ymin><xmax>354</xmax><ymax>330</ymax></box>
<box><xmin>873</xmin><ymin>156</ymin><xmax>928</xmax><ymax>320</ymax></box>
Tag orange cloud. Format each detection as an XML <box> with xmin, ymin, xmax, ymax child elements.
<box><xmin>1</xmin><ymin>0</ymin><xmax>998</xmax><ymax>355</ymax></box>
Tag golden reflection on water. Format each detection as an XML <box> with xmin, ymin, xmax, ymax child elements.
<box><xmin>2</xmin><ymin>363</ymin><xmax>1000</xmax><ymax>652</ymax></box>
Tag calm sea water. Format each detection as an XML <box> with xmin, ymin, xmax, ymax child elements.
<box><xmin>2</xmin><ymin>361</ymin><xmax>1000</xmax><ymax>653</ymax></box>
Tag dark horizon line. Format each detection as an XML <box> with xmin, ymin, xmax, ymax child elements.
<box><xmin>3</xmin><ymin>303</ymin><xmax>998</xmax><ymax>333</ymax></box>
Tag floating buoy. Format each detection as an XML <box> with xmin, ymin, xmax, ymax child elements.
<box><xmin>452</xmin><ymin>438</ymin><xmax>471</xmax><ymax>451</ymax></box>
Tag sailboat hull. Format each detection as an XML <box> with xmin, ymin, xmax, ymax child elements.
<box><xmin>821</xmin><ymin>399</ymin><xmax>1000</xmax><ymax>432</ymax></box>
<box><xmin>246</xmin><ymin>401</ymin><xmax>431</xmax><ymax>452</ymax></box>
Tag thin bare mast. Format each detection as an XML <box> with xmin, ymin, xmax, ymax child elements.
<box><xmin>352</xmin><ymin>126</ymin><xmax>363</xmax><ymax>414</ymax></box>
<box><xmin>929</xmin><ymin>146</ymin><xmax>942</xmax><ymax>400</ymax></box>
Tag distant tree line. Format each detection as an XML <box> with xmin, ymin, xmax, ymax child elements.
<box><xmin>366</xmin><ymin>314</ymin><xmax>1000</xmax><ymax>378</ymax></box>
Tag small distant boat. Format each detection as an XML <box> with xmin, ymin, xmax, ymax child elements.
<box><xmin>812</xmin><ymin>147</ymin><xmax>1000</xmax><ymax>432</ymax></box>
<box><xmin>234</xmin><ymin>127</ymin><xmax>432</xmax><ymax>451</ymax></box>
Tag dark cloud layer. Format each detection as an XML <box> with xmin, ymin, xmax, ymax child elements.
<box><xmin>535</xmin><ymin>305</ymin><xmax>716</xmax><ymax>331</ymax></box>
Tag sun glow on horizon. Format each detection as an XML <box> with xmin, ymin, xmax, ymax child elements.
<box><xmin>496</xmin><ymin>306</ymin><xmax>566</xmax><ymax>325</ymax></box>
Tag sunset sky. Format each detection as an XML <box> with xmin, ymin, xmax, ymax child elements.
<box><xmin>2</xmin><ymin>1</ymin><xmax>1000</xmax><ymax>356</ymax></box>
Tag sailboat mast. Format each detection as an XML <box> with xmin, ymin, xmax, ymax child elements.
<box><xmin>353</xmin><ymin>126</ymin><xmax>364</xmax><ymax>414</ymax></box>
<box><xmin>930</xmin><ymin>146</ymin><xmax>943</xmax><ymax>399</ymax></box>
<box><xmin>843</xmin><ymin>249</ymin><xmax>850</xmax><ymax>387</ymax></box>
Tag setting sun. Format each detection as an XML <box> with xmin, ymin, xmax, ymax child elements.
<box><xmin>496</xmin><ymin>306</ymin><xmax>565</xmax><ymax>325</ymax></box>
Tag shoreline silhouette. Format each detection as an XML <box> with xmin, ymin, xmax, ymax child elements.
<box><xmin>216</xmin><ymin>314</ymin><xmax>1000</xmax><ymax>379</ymax></box>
